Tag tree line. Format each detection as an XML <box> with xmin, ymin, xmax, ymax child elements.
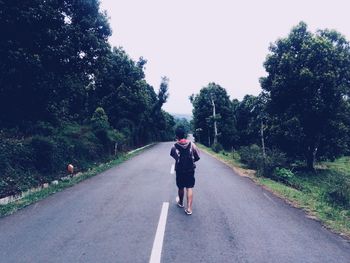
<box><xmin>191</xmin><ymin>22</ymin><xmax>350</xmax><ymax>172</ymax></box>
<box><xmin>0</xmin><ymin>0</ymin><xmax>176</xmax><ymax>197</ymax></box>
<box><xmin>0</xmin><ymin>0</ymin><xmax>175</xmax><ymax>144</ymax></box>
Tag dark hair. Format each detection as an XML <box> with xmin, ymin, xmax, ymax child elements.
<box><xmin>175</xmin><ymin>127</ymin><xmax>185</xmax><ymax>139</ymax></box>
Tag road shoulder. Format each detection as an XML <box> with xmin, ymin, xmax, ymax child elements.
<box><xmin>198</xmin><ymin>144</ymin><xmax>350</xmax><ymax>241</ymax></box>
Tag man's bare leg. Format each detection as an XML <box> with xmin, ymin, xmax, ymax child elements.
<box><xmin>186</xmin><ymin>188</ymin><xmax>193</xmax><ymax>212</ymax></box>
<box><xmin>178</xmin><ymin>188</ymin><xmax>184</xmax><ymax>206</ymax></box>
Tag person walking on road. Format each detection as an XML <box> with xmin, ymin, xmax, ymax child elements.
<box><xmin>170</xmin><ymin>127</ymin><xmax>200</xmax><ymax>215</ymax></box>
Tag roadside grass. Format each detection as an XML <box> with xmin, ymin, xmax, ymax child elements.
<box><xmin>0</xmin><ymin>144</ymin><xmax>154</xmax><ymax>218</ymax></box>
<box><xmin>324</xmin><ymin>156</ymin><xmax>350</xmax><ymax>174</ymax></box>
<box><xmin>198</xmin><ymin>144</ymin><xmax>350</xmax><ymax>238</ymax></box>
<box><xmin>197</xmin><ymin>144</ymin><xmax>255</xmax><ymax>177</ymax></box>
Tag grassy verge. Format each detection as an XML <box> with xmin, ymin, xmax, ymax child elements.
<box><xmin>197</xmin><ymin>144</ymin><xmax>255</xmax><ymax>178</ymax></box>
<box><xmin>198</xmin><ymin>144</ymin><xmax>350</xmax><ymax>239</ymax></box>
<box><xmin>0</xmin><ymin>144</ymin><xmax>154</xmax><ymax>218</ymax></box>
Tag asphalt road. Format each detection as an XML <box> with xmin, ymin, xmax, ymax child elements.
<box><xmin>0</xmin><ymin>142</ymin><xmax>349</xmax><ymax>263</ymax></box>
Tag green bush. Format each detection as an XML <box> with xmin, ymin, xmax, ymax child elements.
<box><xmin>211</xmin><ymin>142</ymin><xmax>223</xmax><ymax>153</ymax></box>
<box><xmin>238</xmin><ymin>144</ymin><xmax>264</xmax><ymax>169</ymax></box>
<box><xmin>239</xmin><ymin>144</ymin><xmax>288</xmax><ymax>177</ymax></box>
<box><xmin>267</xmin><ymin>148</ymin><xmax>288</xmax><ymax>167</ymax></box>
<box><xmin>1</xmin><ymin>169</ymin><xmax>41</xmax><ymax>197</ymax></box>
<box><xmin>326</xmin><ymin>173</ymin><xmax>350</xmax><ymax>208</ymax></box>
<box><xmin>0</xmin><ymin>108</ymin><xmax>128</xmax><ymax>198</ymax></box>
<box><xmin>91</xmin><ymin>107</ymin><xmax>110</xmax><ymax>131</ymax></box>
<box><xmin>0</xmin><ymin>140</ymin><xmax>34</xmax><ymax>171</ymax></box>
<box><xmin>274</xmin><ymin>167</ymin><xmax>294</xmax><ymax>180</ymax></box>
<box><xmin>260</xmin><ymin>148</ymin><xmax>288</xmax><ymax>177</ymax></box>
<box><xmin>0</xmin><ymin>139</ymin><xmax>39</xmax><ymax>197</ymax></box>
<box><xmin>30</xmin><ymin>136</ymin><xmax>57</xmax><ymax>174</ymax></box>
<box><xmin>0</xmin><ymin>124</ymin><xmax>116</xmax><ymax>197</ymax></box>
<box><xmin>232</xmin><ymin>151</ymin><xmax>240</xmax><ymax>160</ymax></box>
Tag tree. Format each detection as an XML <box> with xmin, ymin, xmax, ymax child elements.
<box><xmin>159</xmin><ymin>111</ymin><xmax>176</xmax><ymax>141</ymax></box>
<box><xmin>191</xmin><ymin>83</ymin><xmax>237</xmax><ymax>149</ymax></box>
<box><xmin>94</xmin><ymin>48</ymin><xmax>148</xmax><ymax>145</ymax></box>
<box><xmin>147</xmin><ymin>77</ymin><xmax>171</xmax><ymax>141</ymax></box>
<box><xmin>157</xmin><ymin>76</ymin><xmax>170</xmax><ymax>107</ymax></box>
<box><xmin>0</xmin><ymin>0</ymin><xmax>177</xmax><ymax>197</ymax></box>
<box><xmin>0</xmin><ymin>0</ymin><xmax>175</xmax><ymax>148</ymax></box>
<box><xmin>260</xmin><ymin>22</ymin><xmax>350</xmax><ymax>170</ymax></box>
<box><xmin>0</xmin><ymin>0</ymin><xmax>111</xmax><ymax>126</ymax></box>
<box><xmin>233</xmin><ymin>95</ymin><xmax>260</xmax><ymax>147</ymax></box>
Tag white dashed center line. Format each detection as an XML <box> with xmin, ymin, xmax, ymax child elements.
<box><xmin>149</xmin><ymin>202</ymin><xmax>169</xmax><ymax>263</ymax></box>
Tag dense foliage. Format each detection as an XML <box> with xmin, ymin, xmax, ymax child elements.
<box><xmin>191</xmin><ymin>83</ymin><xmax>236</xmax><ymax>149</ymax></box>
<box><xmin>0</xmin><ymin>0</ymin><xmax>175</xmax><ymax>197</ymax></box>
<box><xmin>261</xmin><ymin>22</ymin><xmax>350</xmax><ymax>169</ymax></box>
<box><xmin>0</xmin><ymin>0</ymin><xmax>111</xmax><ymax>125</ymax></box>
<box><xmin>192</xmin><ymin>22</ymin><xmax>350</xmax><ymax>173</ymax></box>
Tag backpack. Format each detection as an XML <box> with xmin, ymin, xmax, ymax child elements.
<box><xmin>175</xmin><ymin>142</ymin><xmax>195</xmax><ymax>171</ymax></box>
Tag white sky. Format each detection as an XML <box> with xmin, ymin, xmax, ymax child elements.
<box><xmin>100</xmin><ymin>0</ymin><xmax>350</xmax><ymax>115</ymax></box>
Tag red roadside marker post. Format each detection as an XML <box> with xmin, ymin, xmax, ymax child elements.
<box><xmin>67</xmin><ymin>164</ymin><xmax>74</xmax><ymax>177</ymax></box>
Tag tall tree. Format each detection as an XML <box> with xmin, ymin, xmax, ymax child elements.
<box><xmin>260</xmin><ymin>22</ymin><xmax>350</xmax><ymax>170</ymax></box>
<box><xmin>0</xmin><ymin>0</ymin><xmax>111</xmax><ymax>126</ymax></box>
<box><xmin>233</xmin><ymin>95</ymin><xmax>260</xmax><ymax>147</ymax></box>
<box><xmin>191</xmin><ymin>83</ymin><xmax>236</xmax><ymax>148</ymax></box>
<box><xmin>96</xmin><ymin>51</ymin><xmax>171</xmax><ymax>146</ymax></box>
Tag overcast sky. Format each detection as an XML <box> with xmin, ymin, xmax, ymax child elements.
<box><xmin>100</xmin><ymin>0</ymin><xmax>350</xmax><ymax>115</ymax></box>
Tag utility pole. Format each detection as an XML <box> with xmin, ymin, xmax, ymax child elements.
<box><xmin>211</xmin><ymin>95</ymin><xmax>218</xmax><ymax>145</ymax></box>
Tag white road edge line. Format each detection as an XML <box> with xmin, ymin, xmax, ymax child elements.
<box><xmin>170</xmin><ymin>164</ymin><xmax>175</xmax><ymax>174</ymax></box>
<box><xmin>149</xmin><ymin>202</ymin><xmax>169</xmax><ymax>263</ymax></box>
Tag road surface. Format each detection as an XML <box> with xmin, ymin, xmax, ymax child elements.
<box><xmin>0</xmin><ymin>142</ymin><xmax>349</xmax><ymax>263</ymax></box>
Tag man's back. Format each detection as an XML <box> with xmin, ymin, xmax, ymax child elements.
<box><xmin>170</xmin><ymin>139</ymin><xmax>200</xmax><ymax>171</ymax></box>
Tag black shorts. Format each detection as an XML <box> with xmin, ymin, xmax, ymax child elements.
<box><xmin>176</xmin><ymin>170</ymin><xmax>195</xmax><ymax>188</ymax></box>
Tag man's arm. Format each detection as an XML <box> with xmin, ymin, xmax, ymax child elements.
<box><xmin>170</xmin><ymin>146</ymin><xmax>179</xmax><ymax>161</ymax></box>
<box><xmin>192</xmin><ymin>143</ymin><xmax>200</xmax><ymax>162</ymax></box>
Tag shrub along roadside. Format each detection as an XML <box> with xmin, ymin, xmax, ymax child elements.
<box><xmin>0</xmin><ymin>144</ymin><xmax>154</xmax><ymax>218</ymax></box>
<box><xmin>238</xmin><ymin>144</ymin><xmax>288</xmax><ymax>179</ymax></box>
<box><xmin>197</xmin><ymin>144</ymin><xmax>350</xmax><ymax>238</ymax></box>
<box><xmin>0</xmin><ymin>109</ymin><xmax>126</xmax><ymax>199</ymax></box>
